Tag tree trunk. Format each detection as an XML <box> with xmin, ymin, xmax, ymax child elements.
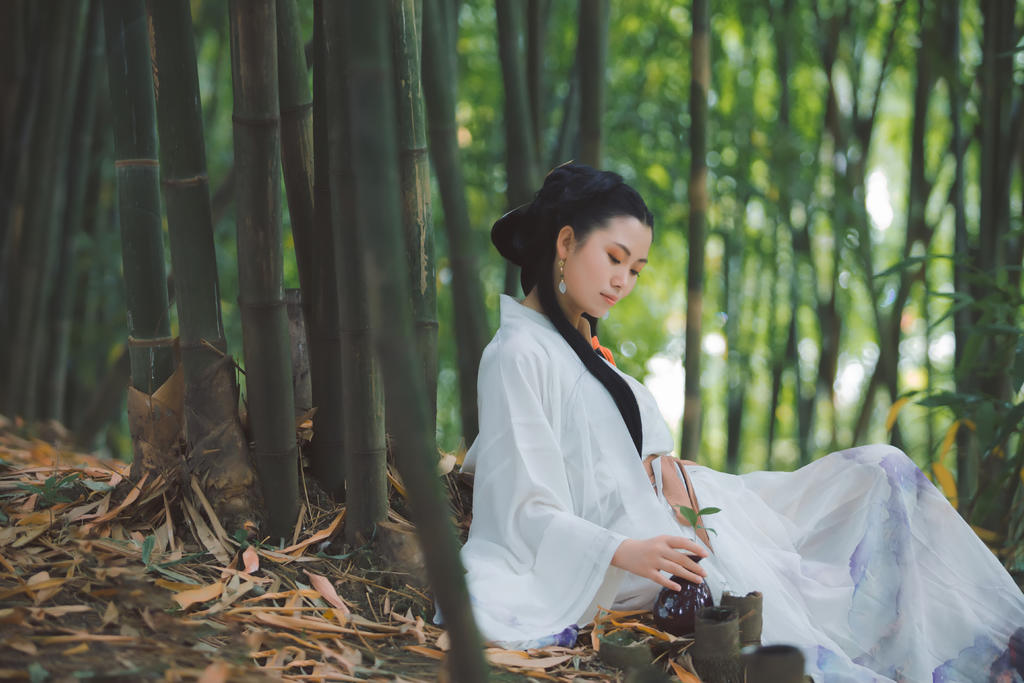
<box><xmin>339</xmin><ymin>4</ymin><xmax>489</xmax><ymax>679</ymax></box>
<box><xmin>306</xmin><ymin>0</ymin><xmax>347</xmax><ymax>499</ymax></box>
<box><xmin>422</xmin><ymin>0</ymin><xmax>489</xmax><ymax>443</ymax></box>
<box><xmin>680</xmin><ymin>0</ymin><xmax>708</xmax><ymax>462</ymax></box>
<box><xmin>323</xmin><ymin>1</ymin><xmax>388</xmax><ymax>543</ymax></box>
<box><xmin>495</xmin><ymin>0</ymin><xmax>538</xmax><ymax>296</ymax></box>
<box><xmin>229</xmin><ymin>0</ymin><xmax>299</xmax><ymax>539</ymax></box>
<box><xmin>390</xmin><ymin>0</ymin><xmax>438</xmax><ymax>432</ymax></box>
<box><xmin>576</xmin><ymin>0</ymin><xmax>608</xmax><ymax>168</ymax></box>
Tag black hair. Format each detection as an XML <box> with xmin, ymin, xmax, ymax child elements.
<box><xmin>491</xmin><ymin>163</ymin><xmax>654</xmax><ymax>457</ymax></box>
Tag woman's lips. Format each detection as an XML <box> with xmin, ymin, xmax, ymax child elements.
<box><xmin>601</xmin><ymin>293</ymin><xmax>618</xmax><ymax>305</ymax></box>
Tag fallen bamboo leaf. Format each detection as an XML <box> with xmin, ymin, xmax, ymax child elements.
<box><xmin>80</xmin><ymin>473</ymin><xmax>148</xmax><ymax>528</ymax></box>
<box><xmin>34</xmin><ymin>633</ymin><xmax>137</xmax><ymax>644</ymax></box>
<box><xmin>437</xmin><ymin>452</ymin><xmax>456</xmax><ymax>476</ymax></box>
<box><xmin>198</xmin><ymin>661</ymin><xmax>231</xmax><ymax>683</ymax></box>
<box><xmin>27</xmin><ymin>605</ymin><xmax>91</xmax><ymax>618</ymax></box>
<box><xmin>62</xmin><ymin>642</ymin><xmax>89</xmax><ymax>655</ymax></box>
<box><xmin>404</xmin><ymin>645</ymin><xmax>445</xmax><ymax>661</ymax></box>
<box><xmin>291</xmin><ymin>504</ymin><xmax>305</xmax><ymax>547</ymax></box>
<box><xmin>241</xmin><ymin>588</ymin><xmax>321</xmax><ymax>603</ymax></box>
<box><xmin>101</xmin><ymin>601</ymin><xmax>119</xmax><ymax>627</ymax></box>
<box><xmin>484</xmin><ymin>649</ymin><xmax>573</xmax><ymax>670</ymax></box>
<box><xmin>304</xmin><ymin>570</ymin><xmax>351</xmax><ymax>617</ymax></box>
<box><xmin>670</xmin><ymin>659</ymin><xmax>702</xmax><ymax>683</ymax></box>
<box><xmin>609</xmin><ymin>619</ymin><xmax>676</xmax><ymax>641</ymax></box>
<box><xmin>11</xmin><ymin>526</ymin><xmax>47</xmax><ymax>548</ymax></box>
<box><xmin>7</xmin><ymin>637</ymin><xmax>37</xmax><ymax>655</ymax></box>
<box><xmin>241</xmin><ymin>546</ymin><xmax>259</xmax><ymax>574</ymax></box>
<box><xmin>189</xmin><ymin>476</ymin><xmax>231</xmax><ymax>545</ymax></box>
<box><xmin>183</xmin><ymin>497</ymin><xmax>230</xmax><ymax>565</ymax></box>
<box><xmin>435</xmin><ymin>631</ymin><xmax>450</xmax><ymax>651</ymax></box>
<box><xmin>279</xmin><ymin>510</ymin><xmax>344</xmax><ymax>556</ymax></box>
<box><xmin>173</xmin><ymin>581</ymin><xmax>224</xmax><ymax>610</ymax></box>
<box><xmin>387</xmin><ymin>467</ymin><xmax>407</xmax><ymax>498</ymax></box>
<box><xmin>248</xmin><ymin>611</ymin><xmax>394</xmax><ymax>639</ymax></box>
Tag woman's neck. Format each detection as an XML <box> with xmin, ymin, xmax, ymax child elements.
<box><xmin>522</xmin><ymin>289</ymin><xmax>592</xmax><ymax>339</ymax></box>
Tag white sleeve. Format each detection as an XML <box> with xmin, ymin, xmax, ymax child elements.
<box><xmin>461</xmin><ymin>343</ymin><xmax>626</xmax><ymax>643</ymax></box>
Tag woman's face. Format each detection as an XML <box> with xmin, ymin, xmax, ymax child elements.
<box><xmin>556</xmin><ymin>215</ymin><xmax>652</xmax><ymax>322</ymax></box>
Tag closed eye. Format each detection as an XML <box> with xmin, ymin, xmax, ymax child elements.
<box><xmin>609</xmin><ymin>254</ymin><xmax>621</xmax><ymax>265</ymax></box>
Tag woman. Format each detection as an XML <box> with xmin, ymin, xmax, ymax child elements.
<box><xmin>458</xmin><ymin>163</ymin><xmax>1024</xmax><ymax>681</ymax></box>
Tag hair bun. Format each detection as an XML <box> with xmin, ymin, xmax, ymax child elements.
<box><xmin>490</xmin><ymin>203</ymin><xmax>532</xmax><ymax>267</ymax></box>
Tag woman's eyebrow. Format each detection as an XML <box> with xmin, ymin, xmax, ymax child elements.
<box><xmin>613</xmin><ymin>242</ymin><xmax>648</xmax><ymax>263</ymax></box>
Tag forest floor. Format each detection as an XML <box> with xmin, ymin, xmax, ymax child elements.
<box><xmin>0</xmin><ymin>418</ymin><xmax>702</xmax><ymax>682</ymax></box>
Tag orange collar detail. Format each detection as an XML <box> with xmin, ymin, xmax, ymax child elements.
<box><xmin>591</xmin><ymin>336</ymin><xmax>616</xmax><ymax>366</ymax></box>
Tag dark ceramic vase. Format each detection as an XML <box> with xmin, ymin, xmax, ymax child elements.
<box><xmin>652</xmin><ymin>557</ymin><xmax>714</xmax><ymax>636</ymax></box>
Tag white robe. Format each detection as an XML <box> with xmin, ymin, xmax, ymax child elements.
<box><xmin>459</xmin><ymin>295</ymin><xmax>1024</xmax><ymax>681</ymax></box>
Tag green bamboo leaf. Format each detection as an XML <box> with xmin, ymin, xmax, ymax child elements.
<box><xmin>141</xmin><ymin>534</ymin><xmax>155</xmax><ymax>567</ymax></box>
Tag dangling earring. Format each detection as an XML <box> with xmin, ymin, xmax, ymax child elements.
<box><xmin>558</xmin><ymin>259</ymin><xmax>567</xmax><ymax>294</ymax></box>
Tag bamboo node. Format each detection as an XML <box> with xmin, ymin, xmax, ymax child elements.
<box><xmin>237</xmin><ymin>299</ymin><xmax>287</xmax><ymax>311</ymax></box>
<box><xmin>114</xmin><ymin>158</ymin><xmax>160</xmax><ymax>168</ymax></box>
<box><xmin>162</xmin><ymin>174</ymin><xmax>209</xmax><ymax>187</ymax></box>
<box><xmin>280</xmin><ymin>101</ymin><xmax>313</xmax><ymax>116</ymax></box>
<box><xmin>231</xmin><ymin>113</ymin><xmax>280</xmax><ymax>127</ymax></box>
<box><xmin>128</xmin><ymin>335</ymin><xmax>177</xmax><ymax>348</ymax></box>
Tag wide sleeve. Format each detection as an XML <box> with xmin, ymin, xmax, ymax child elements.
<box><xmin>459</xmin><ymin>341</ymin><xmax>627</xmax><ymax>645</ymax></box>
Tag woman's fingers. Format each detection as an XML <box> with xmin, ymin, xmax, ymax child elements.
<box><xmin>651</xmin><ymin>572</ymin><xmax>683</xmax><ymax>591</ymax></box>
<box><xmin>661</xmin><ymin>535</ymin><xmax>709</xmax><ymax>558</ymax></box>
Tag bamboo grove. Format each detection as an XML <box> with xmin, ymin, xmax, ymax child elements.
<box><xmin>0</xmin><ymin>0</ymin><xmax>1023</xmax><ymax>673</ymax></box>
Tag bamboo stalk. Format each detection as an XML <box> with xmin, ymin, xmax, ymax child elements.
<box><xmin>306</xmin><ymin>0</ymin><xmax>347</xmax><ymax>499</ymax></box>
<box><xmin>577</xmin><ymin>0</ymin><xmax>608</xmax><ymax>168</ymax></box>
<box><xmin>323</xmin><ymin>0</ymin><xmax>388</xmax><ymax>543</ymax></box>
<box><xmin>148</xmin><ymin>0</ymin><xmax>228</xmax><ymax>395</ymax></box>
<box><xmin>525</xmin><ymin>0</ymin><xmax>549</xmax><ymax>164</ymax></box>
<box><xmin>229</xmin><ymin>0</ymin><xmax>299</xmax><ymax>539</ymax></box>
<box><xmin>8</xmin><ymin>2</ymin><xmax>88</xmax><ymax>421</ymax></box>
<box><xmin>390</xmin><ymin>0</ymin><xmax>438</xmax><ymax>432</ymax></box>
<box><xmin>102</xmin><ymin>0</ymin><xmax>175</xmax><ymax>398</ymax></box>
<box><xmin>495</xmin><ymin>0</ymin><xmax>538</xmax><ymax>296</ymax></box>
<box><xmin>276</xmin><ymin>0</ymin><xmax>315</xmax><ymax>313</ymax></box>
<box><xmin>338</xmin><ymin>2</ymin><xmax>488</xmax><ymax>679</ymax></box>
<box><xmin>681</xmin><ymin>0</ymin><xmax>708</xmax><ymax>462</ymax></box>
<box><xmin>46</xmin><ymin>2</ymin><xmax>103</xmax><ymax>423</ymax></box>
<box><xmin>421</xmin><ymin>0</ymin><xmax>489</xmax><ymax>443</ymax></box>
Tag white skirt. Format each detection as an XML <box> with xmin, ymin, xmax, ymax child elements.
<box><xmin>681</xmin><ymin>445</ymin><xmax>1024</xmax><ymax>682</ymax></box>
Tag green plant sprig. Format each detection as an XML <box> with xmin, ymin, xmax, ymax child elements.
<box><xmin>676</xmin><ymin>505</ymin><xmax>721</xmax><ymax>537</ymax></box>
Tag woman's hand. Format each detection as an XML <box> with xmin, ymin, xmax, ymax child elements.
<box><xmin>611</xmin><ymin>536</ymin><xmax>708</xmax><ymax>591</ymax></box>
